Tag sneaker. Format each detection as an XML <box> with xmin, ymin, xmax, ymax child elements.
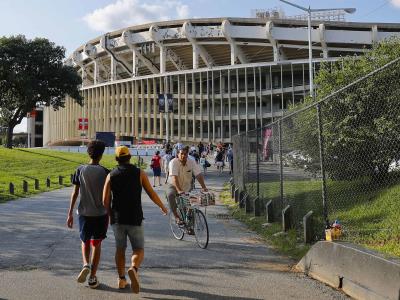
<box><xmin>88</xmin><ymin>276</ymin><xmax>99</xmax><ymax>289</ymax></box>
<box><xmin>77</xmin><ymin>264</ymin><xmax>91</xmax><ymax>283</ymax></box>
<box><xmin>118</xmin><ymin>277</ymin><xmax>128</xmax><ymax>289</ymax></box>
<box><xmin>128</xmin><ymin>267</ymin><xmax>140</xmax><ymax>294</ymax></box>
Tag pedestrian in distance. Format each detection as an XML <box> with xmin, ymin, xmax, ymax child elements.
<box><xmin>103</xmin><ymin>146</ymin><xmax>168</xmax><ymax>294</ymax></box>
<box><xmin>227</xmin><ymin>147</ymin><xmax>234</xmax><ymax>174</ymax></box>
<box><xmin>162</xmin><ymin>150</ymin><xmax>173</xmax><ymax>184</ymax></box>
<box><xmin>150</xmin><ymin>150</ymin><xmax>162</xmax><ymax>187</ymax></box>
<box><xmin>215</xmin><ymin>149</ymin><xmax>224</xmax><ymax>173</ymax></box>
<box><xmin>199</xmin><ymin>153</ymin><xmax>209</xmax><ymax>173</ymax></box>
<box><xmin>67</xmin><ymin>140</ymin><xmax>109</xmax><ymax>289</ymax></box>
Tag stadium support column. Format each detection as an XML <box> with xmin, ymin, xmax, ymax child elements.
<box><xmin>193</xmin><ymin>46</ymin><xmax>199</xmax><ymax>69</ymax></box>
<box><xmin>165</xmin><ymin>76</ymin><xmax>169</xmax><ymax>143</ymax></box>
<box><xmin>140</xmin><ymin>80</ymin><xmax>145</xmax><ymax>139</ymax></box>
<box><xmin>211</xmin><ymin>71</ymin><xmax>215</xmax><ymax>142</ymax></box>
<box><xmin>132</xmin><ymin>50</ymin><xmax>137</xmax><ymax>77</ymax></box>
<box><xmin>111</xmin><ymin>56</ymin><xmax>116</xmax><ymax>81</ymax></box>
<box><xmin>236</xmin><ymin>69</ymin><xmax>239</xmax><ymax>135</ymax></box>
<box><xmin>121</xmin><ymin>83</ymin><xmax>126</xmax><ymax>135</ymax></box>
<box><xmin>153</xmin><ymin>78</ymin><xmax>157</xmax><ymax>139</ymax></box>
<box><xmin>184</xmin><ymin>74</ymin><xmax>188</xmax><ymax>141</ymax></box>
<box><xmin>146</xmin><ymin>78</ymin><xmax>151</xmax><ymax>139</ymax></box>
<box><xmin>266</xmin><ymin>21</ymin><xmax>281</xmax><ymax>62</ymax></box>
<box><xmin>192</xmin><ymin>73</ymin><xmax>195</xmax><ymax>141</ymax></box>
<box><xmin>160</xmin><ymin>46</ymin><xmax>166</xmax><ymax>74</ymax></box>
<box><xmin>170</xmin><ymin>76</ymin><xmax>174</xmax><ymax>141</ymax></box>
<box><xmin>134</xmin><ymin>81</ymin><xmax>139</xmax><ymax>138</ymax></box>
<box><xmin>115</xmin><ymin>84</ymin><xmax>121</xmax><ymax>137</ymax></box>
<box><xmin>245</xmin><ymin>68</ymin><xmax>248</xmax><ymax>133</ymax></box>
<box><xmin>159</xmin><ymin>77</ymin><xmax>164</xmax><ymax>140</ymax></box>
<box><xmin>177</xmin><ymin>77</ymin><xmax>181</xmax><ymax>140</ymax></box>
<box><xmin>94</xmin><ymin>60</ymin><xmax>99</xmax><ymax>85</ymax></box>
<box><xmin>111</xmin><ymin>85</ymin><xmax>116</xmax><ymax>132</ymax></box>
<box><xmin>206</xmin><ymin>71</ymin><xmax>210</xmax><ymax>141</ymax></box>
<box><xmin>105</xmin><ymin>85</ymin><xmax>110</xmax><ymax>132</ymax></box>
<box><xmin>220</xmin><ymin>70</ymin><xmax>224</xmax><ymax>142</ymax></box>
<box><xmin>319</xmin><ymin>24</ymin><xmax>328</xmax><ymax>59</ymax></box>
<box><xmin>228</xmin><ymin>69</ymin><xmax>232</xmax><ymax>141</ymax></box>
<box><xmin>199</xmin><ymin>72</ymin><xmax>203</xmax><ymax>140</ymax></box>
<box><xmin>99</xmin><ymin>87</ymin><xmax>104</xmax><ymax>132</ymax></box>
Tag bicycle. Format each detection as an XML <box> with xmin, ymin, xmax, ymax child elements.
<box><xmin>168</xmin><ymin>191</ymin><xmax>215</xmax><ymax>249</ymax></box>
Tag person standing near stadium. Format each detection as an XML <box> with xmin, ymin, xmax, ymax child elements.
<box><xmin>150</xmin><ymin>151</ymin><xmax>162</xmax><ymax>187</ymax></box>
<box><xmin>67</xmin><ymin>140</ymin><xmax>109</xmax><ymax>289</ymax></box>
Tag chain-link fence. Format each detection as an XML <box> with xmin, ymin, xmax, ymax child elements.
<box><xmin>233</xmin><ymin>57</ymin><xmax>400</xmax><ymax>247</ymax></box>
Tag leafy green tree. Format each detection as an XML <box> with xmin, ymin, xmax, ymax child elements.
<box><xmin>0</xmin><ymin>35</ymin><xmax>82</xmax><ymax>148</ymax></box>
<box><xmin>287</xmin><ymin>37</ymin><xmax>400</xmax><ymax>180</ymax></box>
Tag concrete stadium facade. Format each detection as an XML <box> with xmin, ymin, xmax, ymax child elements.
<box><xmin>43</xmin><ymin>18</ymin><xmax>400</xmax><ymax>145</ymax></box>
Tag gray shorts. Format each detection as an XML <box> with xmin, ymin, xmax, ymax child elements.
<box><xmin>112</xmin><ymin>224</ymin><xmax>144</xmax><ymax>250</ymax></box>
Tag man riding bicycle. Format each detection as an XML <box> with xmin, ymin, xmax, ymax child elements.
<box><xmin>166</xmin><ymin>146</ymin><xmax>208</xmax><ymax>224</ymax></box>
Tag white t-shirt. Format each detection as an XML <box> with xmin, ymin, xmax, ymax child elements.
<box><xmin>168</xmin><ymin>157</ymin><xmax>201</xmax><ymax>192</ymax></box>
<box><xmin>162</xmin><ymin>153</ymin><xmax>173</xmax><ymax>172</ymax></box>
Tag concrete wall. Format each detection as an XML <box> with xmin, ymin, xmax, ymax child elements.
<box><xmin>297</xmin><ymin>241</ymin><xmax>400</xmax><ymax>300</ymax></box>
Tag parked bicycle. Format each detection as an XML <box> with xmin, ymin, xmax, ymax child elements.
<box><xmin>168</xmin><ymin>190</ymin><xmax>215</xmax><ymax>249</ymax></box>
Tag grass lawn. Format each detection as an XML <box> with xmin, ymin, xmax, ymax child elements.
<box><xmin>0</xmin><ymin>148</ymin><xmax>141</xmax><ymax>203</ymax></box>
<box><xmin>242</xmin><ymin>177</ymin><xmax>400</xmax><ymax>258</ymax></box>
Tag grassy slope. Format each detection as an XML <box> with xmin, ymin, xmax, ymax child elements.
<box><xmin>0</xmin><ymin>148</ymin><xmax>139</xmax><ymax>203</ymax></box>
<box><xmin>245</xmin><ymin>178</ymin><xmax>400</xmax><ymax>258</ymax></box>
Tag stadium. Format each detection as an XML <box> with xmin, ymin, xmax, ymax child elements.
<box><xmin>42</xmin><ymin>14</ymin><xmax>400</xmax><ymax>146</ymax></box>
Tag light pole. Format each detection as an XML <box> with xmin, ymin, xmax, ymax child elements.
<box><xmin>279</xmin><ymin>0</ymin><xmax>356</xmax><ymax>98</ymax></box>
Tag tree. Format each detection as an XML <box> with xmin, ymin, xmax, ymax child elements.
<box><xmin>0</xmin><ymin>35</ymin><xmax>82</xmax><ymax>148</ymax></box>
<box><xmin>287</xmin><ymin>38</ymin><xmax>400</xmax><ymax>180</ymax></box>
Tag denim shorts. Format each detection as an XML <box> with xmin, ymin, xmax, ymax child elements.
<box><xmin>112</xmin><ymin>224</ymin><xmax>144</xmax><ymax>250</ymax></box>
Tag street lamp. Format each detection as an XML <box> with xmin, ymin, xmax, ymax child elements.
<box><xmin>279</xmin><ymin>0</ymin><xmax>356</xmax><ymax>98</ymax></box>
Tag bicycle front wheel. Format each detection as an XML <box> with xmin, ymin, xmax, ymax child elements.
<box><xmin>169</xmin><ymin>211</ymin><xmax>184</xmax><ymax>240</ymax></box>
<box><xmin>193</xmin><ymin>209</ymin><xmax>209</xmax><ymax>249</ymax></box>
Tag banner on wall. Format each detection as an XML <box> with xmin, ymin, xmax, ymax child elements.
<box><xmin>158</xmin><ymin>94</ymin><xmax>173</xmax><ymax>112</ymax></box>
<box><xmin>263</xmin><ymin>128</ymin><xmax>272</xmax><ymax>160</ymax></box>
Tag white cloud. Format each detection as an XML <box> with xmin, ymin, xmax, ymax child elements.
<box><xmin>391</xmin><ymin>0</ymin><xmax>400</xmax><ymax>8</ymax></box>
<box><xmin>83</xmin><ymin>0</ymin><xmax>191</xmax><ymax>32</ymax></box>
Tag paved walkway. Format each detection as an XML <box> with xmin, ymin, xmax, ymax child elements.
<box><xmin>0</xmin><ymin>164</ymin><xmax>347</xmax><ymax>299</ymax></box>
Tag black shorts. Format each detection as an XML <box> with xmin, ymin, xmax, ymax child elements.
<box><xmin>153</xmin><ymin>166</ymin><xmax>161</xmax><ymax>176</ymax></box>
<box><xmin>78</xmin><ymin>214</ymin><xmax>108</xmax><ymax>243</ymax></box>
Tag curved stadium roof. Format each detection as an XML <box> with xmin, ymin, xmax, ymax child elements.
<box><xmin>68</xmin><ymin>17</ymin><xmax>400</xmax><ymax>86</ymax></box>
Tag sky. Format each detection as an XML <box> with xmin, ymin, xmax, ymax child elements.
<box><xmin>2</xmin><ymin>0</ymin><xmax>399</xmax><ymax>132</ymax></box>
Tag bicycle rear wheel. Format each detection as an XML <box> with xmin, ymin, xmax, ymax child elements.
<box><xmin>193</xmin><ymin>209</ymin><xmax>209</xmax><ymax>248</ymax></box>
<box><xmin>169</xmin><ymin>211</ymin><xmax>184</xmax><ymax>240</ymax></box>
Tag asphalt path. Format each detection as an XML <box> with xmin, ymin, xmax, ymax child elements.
<box><xmin>0</xmin><ymin>165</ymin><xmax>347</xmax><ymax>300</ymax></box>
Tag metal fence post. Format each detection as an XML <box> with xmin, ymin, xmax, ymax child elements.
<box><xmin>278</xmin><ymin>120</ymin><xmax>284</xmax><ymax>209</ymax></box>
<box><xmin>316</xmin><ymin>104</ymin><xmax>329</xmax><ymax>227</ymax></box>
<box><xmin>256</xmin><ymin>128</ymin><xmax>260</xmax><ymax>200</ymax></box>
